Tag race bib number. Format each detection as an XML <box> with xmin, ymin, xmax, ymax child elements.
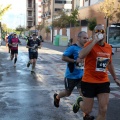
<box><xmin>12</xmin><ymin>43</ymin><xmax>18</xmax><ymax>47</ymax></box>
<box><xmin>76</xmin><ymin>62</ymin><xmax>84</xmax><ymax>69</ymax></box>
<box><xmin>96</xmin><ymin>57</ymin><xmax>110</xmax><ymax>72</ymax></box>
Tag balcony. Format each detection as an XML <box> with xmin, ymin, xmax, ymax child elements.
<box><xmin>27</xmin><ymin>7</ymin><xmax>33</xmax><ymax>10</ymax></box>
<box><xmin>41</xmin><ymin>14</ymin><xmax>45</xmax><ymax>18</ymax></box>
<box><xmin>27</xmin><ymin>17</ymin><xmax>34</xmax><ymax>21</ymax></box>
<box><xmin>41</xmin><ymin>0</ymin><xmax>45</xmax><ymax>5</ymax></box>
<box><xmin>46</xmin><ymin>11</ymin><xmax>51</xmax><ymax>17</ymax></box>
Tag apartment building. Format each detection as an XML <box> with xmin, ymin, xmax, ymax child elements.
<box><xmin>40</xmin><ymin>0</ymin><xmax>73</xmax><ymax>40</ymax></box>
<box><xmin>26</xmin><ymin>0</ymin><xmax>120</xmax><ymax>41</ymax></box>
<box><xmin>41</xmin><ymin>0</ymin><xmax>72</xmax><ymax>25</ymax></box>
<box><xmin>54</xmin><ymin>0</ymin><xmax>120</xmax><ymax>42</ymax></box>
<box><xmin>26</xmin><ymin>0</ymin><xmax>36</xmax><ymax>28</ymax></box>
<box><xmin>26</xmin><ymin>0</ymin><xmax>42</xmax><ymax>29</ymax></box>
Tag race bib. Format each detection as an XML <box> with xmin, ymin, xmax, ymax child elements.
<box><xmin>31</xmin><ymin>44</ymin><xmax>38</xmax><ymax>52</ymax></box>
<box><xmin>75</xmin><ymin>62</ymin><xmax>84</xmax><ymax>69</ymax></box>
<box><xmin>96</xmin><ymin>57</ymin><xmax>110</xmax><ymax>72</ymax></box>
<box><xmin>12</xmin><ymin>43</ymin><xmax>18</xmax><ymax>47</ymax></box>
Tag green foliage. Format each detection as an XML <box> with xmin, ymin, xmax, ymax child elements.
<box><xmin>52</xmin><ymin>10</ymin><xmax>69</xmax><ymax>28</ymax></box>
<box><xmin>0</xmin><ymin>5</ymin><xmax>11</xmax><ymax>19</ymax></box>
<box><xmin>45</xmin><ymin>27</ymin><xmax>50</xmax><ymax>33</ymax></box>
<box><xmin>52</xmin><ymin>8</ymin><xmax>79</xmax><ymax>28</ymax></box>
<box><xmin>16</xmin><ymin>25</ymin><xmax>25</xmax><ymax>31</ymax></box>
<box><xmin>1</xmin><ymin>23</ymin><xmax>7</xmax><ymax>32</ymax></box>
<box><xmin>99</xmin><ymin>0</ymin><xmax>120</xmax><ymax>23</ymax></box>
<box><xmin>16</xmin><ymin>25</ymin><xmax>25</xmax><ymax>35</ymax></box>
<box><xmin>37</xmin><ymin>24</ymin><xmax>44</xmax><ymax>30</ymax></box>
<box><xmin>87</xmin><ymin>18</ymin><xmax>97</xmax><ymax>31</ymax></box>
<box><xmin>68</xmin><ymin>8</ymin><xmax>79</xmax><ymax>27</ymax></box>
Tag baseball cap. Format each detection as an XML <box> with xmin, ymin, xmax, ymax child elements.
<box><xmin>14</xmin><ymin>33</ymin><xmax>16</xmax><ymax>35</ymax></box>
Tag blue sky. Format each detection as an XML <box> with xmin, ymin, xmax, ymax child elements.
<box><xmin>0</xmin><ymin>0</ymin><xmax>26</xmax><ymax>29</ymax></box>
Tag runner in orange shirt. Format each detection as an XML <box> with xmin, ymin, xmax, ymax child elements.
<box><xmin>73</xmin><ymin>24</ymin><xmax>120</xmax><ymax>120</ymax></box>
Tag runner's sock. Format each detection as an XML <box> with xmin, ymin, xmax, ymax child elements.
<box><xmin>14</xmin><ymin>58</ymin><xmax>17</xmax><ymax>64</ymax></box>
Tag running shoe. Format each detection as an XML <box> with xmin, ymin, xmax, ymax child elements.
<box><xmin>11</xmin><ymin>56</ymin><xmax>13</xmax><ymax>60</ymax></box>
<box><xmin>31</xmin><ymin>68</ymin><xmax>35</xmax><ymax>72</ymax></box>
<box><xmin>73</xmin><ymin>96</ymin><xmax>83</xmax><ymax>113</ymax></box>
<box><xmin>14</xmin><ymin>64</ymin><xmax>16</xmax><ymax>67</ymax></box>
<box><xmin>54</xmin><ymin>93</ymin><xmax>60</xmax><ymax>108</ymax></box>
<box><xmin>83</xmin><ymin>114</ymin><xmax>95</xmax><ymax>120</ymax></box>
<box><xmin>27</xmin><ymin>61</ymin><xmax>31</xmax><ymax>67</ymax></box>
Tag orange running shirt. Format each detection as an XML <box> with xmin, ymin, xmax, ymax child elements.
<box><xmin>82</xmin><ymin>41</ymin><xmax>112</xmax><ymax>83</ymax></box>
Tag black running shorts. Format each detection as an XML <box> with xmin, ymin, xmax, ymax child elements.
<box><xmin>81</xmin><ymin>81</ymin><xmax>110</xmax><ymax>98</ymax></box>
<box><xmin>11</xmin><ymin>50</ymin><xmax>18</xmax><ymax>55</ymax></box>
<box><xmin>29</xmin><ymin>52</ymin><xmax>38</xmax><ymax>59</ymax></box>
<box><xmin>64</xmin><ymin>77</ymin><xmax>82</xmax><ymax>92</ymax></box>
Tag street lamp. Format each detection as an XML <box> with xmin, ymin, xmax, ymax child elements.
<box><xmin>105</xmin><ymin>16</ymin><xmax>109</xmax><ymax>42</ymax></box>
<box><xmin>51</xmin><ymin>0</ymin><xmax>54</xmax><ymax>43</ymax></box>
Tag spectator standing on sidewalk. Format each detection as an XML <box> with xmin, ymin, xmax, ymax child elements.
<box><xmin>73</xmin><ymin>24</ymin><xmax>120</xmax><ymax>120</ymax></box>
<box><xmin>26</xmin><ymin>33</ymin><xmax>41</xmax><ymax>73</ymax></box>
<box><xmin>53</xmin><ymin>31</ymin><xmax>95</xmax><ymax>119</ymax></box>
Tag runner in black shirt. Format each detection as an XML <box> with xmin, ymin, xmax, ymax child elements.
<box><xmin>26</xmin><ymin>33</ymin><xmax>41</xmax><ymax>73</ymax></box>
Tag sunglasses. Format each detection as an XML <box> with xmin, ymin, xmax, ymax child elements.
<box><xmin>83</xmin><ymin>37</ymin><xmax>88</xmax><ymax>39</ymax></box>
<box><xmin>95</xmin><ymin>29</ymin><xmax>105</xmax><ymax>33</ymax></box>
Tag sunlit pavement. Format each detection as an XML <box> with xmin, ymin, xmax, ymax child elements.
<box><xmin>0</xmin><ymin>39</ymin><xmax>120</xmax><ymax>120</ymax></box>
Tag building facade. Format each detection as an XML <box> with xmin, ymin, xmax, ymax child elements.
<box><xmin>26</xmin><ymin>0</ymin><xmax>120</xmax><ymax>42</ymax></box>
<box><xmin>26</xmin><ymin>0</ymin><xmax>42</xmax><ymax>31</ymax></box>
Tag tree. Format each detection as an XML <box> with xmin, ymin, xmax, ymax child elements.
<box><xmin>36</xmin><ymin>23</ymin><xmax>44</xmax><ymax>31</ymax></box>
<box><xmin>87</xmin><ymin>18</ymin><xmax>97</xmax><ymax>38</ymax></box>
<box><xmin>99</xmin><ymin>0</ymin><xmax>120</xmax><ymax>23</ymax></box>
<box><xmin>68</xmin><ymin>8</ymin><xmax>80</xmax><ymax>27</ymax></box>
<box><xmin>52</xmin><ymin>10</ymin><xmax>69</xmax><ymax>30</ymax></box>
<box><xmin>16</xmin><ymin>25</ymin><xmax>25</xmax><ymax>35</ymax></box>
<box><xmin>45</xmin><ymin>27</ymin><xmax>50</xmax><ymax>33</ymax></box>
<box><xmin>0</xmin><ymin>5</ymin><xmax>11</xmax><ymax>19</ymax></box>
<box><xmin>52</xmin><ymin>8</ymin><xmax>79</xmax><ymax>32</ymax></box>
<box><xmin>1</xmin><ymin>23</ymin><xmax>7</xmax><ymax>32</ymax></box>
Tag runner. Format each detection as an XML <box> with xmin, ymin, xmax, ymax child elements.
<box><xmin>26</xmin><ymin>33</ymin><xmax>41</xmax><ymax>73</ymax></box>
<box><xmin>8</xmin><ymin>33</ymin><xmax>14</xmax><ymax>54</ymax></box>
<box><xmin>72</xmin><ymin>24</ymin><xmax>120</xmax><ymax>120</ymax></box>
<box><xmin>9</xmin><ymin>33</ymin><xmax>21</xmax><ymax>67</ymax></box>
<box><xmin>53</xmin><ymin>31</ymin><xmax>94</xmax><ymax>119</ymax></box>
<box><xmin>5</xmin><ymin>34</ymin><xmax>9</xmax><ymax>48</ymax></box>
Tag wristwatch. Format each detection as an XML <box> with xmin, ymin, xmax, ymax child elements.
<box><xmin>74</xmin><ymin>60</ymin><xmax>76</xmax><ymax>63</ymax></box>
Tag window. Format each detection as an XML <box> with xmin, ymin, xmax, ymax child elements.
<box><xmin>55</xmin><ymin>8</ymin><xmax>62</xmax><ymax>11</ymax></box>
<box><xmin>81</xmin><ymin>20</ymin><xmax>88</xmax><ymax>26</ymax></box>
<box><xmin>28</xmin><ymin>11</ymin><xmax>32</xmax><ymax>16</ymax></box>
<box><xmin>55</xmin><ymin>0</ymin><xmax>71</xmax><ymax>4</ymax></box>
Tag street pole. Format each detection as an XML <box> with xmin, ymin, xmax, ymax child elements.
<box><xmin>51</xmin><ymin>0</ymin><xmax>54</xmax><ymax>43</ymax></box>
<box><xmin>106</xmin><ymin>17</ymin><xmax>109</xmax><ymax>43</ymax></box>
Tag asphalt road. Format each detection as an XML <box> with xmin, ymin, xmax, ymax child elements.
<box><xmin>0</xmin><ymin>39</ymin><xmax>120</xmax><ymax>120</ymax></box>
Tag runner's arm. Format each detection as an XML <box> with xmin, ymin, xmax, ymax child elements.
<box><xmin>18</xmin><ymin>39</ymin><xmax>22</xmax><ymax>44</ymax></box>
<box><xmin>37</xmin><ymin>40</ymin><xmax>41</xmax><ymax>49</ymax></box>
<box><xmin>62</xmin><ymin>55</ymin><xmax>75</xmax><ymax>63</ymax></box>
<box><xmin>108</xmin><ymin>62</ymin><xmax>120</xmax><ymax>86</ymax></box>
<box><xmin>108</xmin><ymin>62</ymin><xmax>117</xmax><ymax>79</ymax></box>
<box><xmin>26</xmin><ymin>40</ymin><xmax>32</xmax><ymax>48</ymax></box>
<box><xmin>79</xmin><ymin>40</ymin><xmax>96</xmax><ymax>59</ymax></box>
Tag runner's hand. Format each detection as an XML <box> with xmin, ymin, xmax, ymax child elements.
<box><xmin>94</xmin><ymin>33</ymin><xmax>103</xmax><ymax>42</ymax></box>
<box><xmin>76</xmin><ymin>58</ymin><xmax>84</xmax><ymax>63</ymax></box>
<box><xmin>115</xmin><ymin>78</ymin><xmax>120</xmax><ymax>86</ymax></box>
